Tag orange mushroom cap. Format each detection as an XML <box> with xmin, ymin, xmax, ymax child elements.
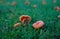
<box><xmin>25</xmin><ymin>0</ymin><xmax>30</xmax><ymax>5</ymax></box>
<box><xmin>42</xmin><ymin>0</ymin><xmax>46</xmax><ymax>5</ymax></box>
<box><xmin>33</xmin><ymin>21</ymin><xmax>44</xmax><ymax>29</ymax></box>
<box><xmin>25</xmin><ymin>1</ymin><xmax>30</xmax><ymax>5</ymax></box>
<box><xmin>33</xmin><ymin>4</ymin><xmax>37</xmax><ymax>8</ymax></box>
<box><xmin>19</xmin><ymin>15</ymin><xmax>31</xmax><ymax>23</ymax></box>
<box><xmin>14</xmin><ymin>23</ymin><xmax>20</xmax><ymax>28</ymax></box>
<box><xmin>12</xmin><ymin>2</ymin><xmax>16</xmax><ymax>6</ymax></box>
<box><xmin>55</xmin><ymin>6</ymin><xmax>60</xmax><ymax>11</ymax></box>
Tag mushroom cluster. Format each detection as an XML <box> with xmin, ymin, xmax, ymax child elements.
<box><xmin>14</xmin><ymin>15</ymin><xmax>45</xmax><ymax>29</ymax></box>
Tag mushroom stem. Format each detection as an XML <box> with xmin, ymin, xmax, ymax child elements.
<box><xmin>23</xmin><ymin>19</ymin><xmax>28</xmax><ymax>26</ymax></box>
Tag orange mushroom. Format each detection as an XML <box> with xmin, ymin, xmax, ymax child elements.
<box><xmin>55</xmin><ymin>6</ymin><xmax>60</xmax><ymax>11</ymax></box>
<box><xmin>14</xmin><ymin>23</ymin><xmax>20</xmax><ymax>28</ymax></box>
<box><xmin>33</xmin><ymin>21</ymin><xmax>44</xmax><ymax>29</ymax></box>
<box><xmin>19</xmin><ymin>15</ymin><xmax>31</xmax><ymax>25</ymax></box>
<box><xmin>42</xmin><ymin>0</ymin><xmax>46</xmax><ymax>5</ymax></box>
<box><xmin>12</xmin><ymin>2</ymin><xmax>16</xmax><ymax>6</ymax></box>
<box><xmin>33</xmin><ymin>4</ymin><xmax>37</xmax><ymax>8</ymax></box>
<box><xmin>25</xmin><ymin>0</ymin><xmax>30</xmax><ymax>5</ymax></box>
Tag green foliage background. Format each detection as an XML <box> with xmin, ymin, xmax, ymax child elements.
<box><xmin>0</xmin><ymin>0</ymin><xmax>60</xmax><ymax>39</ymax></box>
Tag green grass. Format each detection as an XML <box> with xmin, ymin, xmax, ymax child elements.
<box><xmin>0</xmin><ymin>0</ymin><xmax>60</xmax><ymax>39</ymax></box>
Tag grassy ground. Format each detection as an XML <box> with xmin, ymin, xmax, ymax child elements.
<box><xmin>0</xmin><ymin>0</ymin><xmax>60</xmax><ymax>39</ymax></box>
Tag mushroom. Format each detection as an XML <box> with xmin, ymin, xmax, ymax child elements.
<box><xmin>54</xmin><ymin>6</ymin><xmax>60</xmax><ymax>11</ymax></box>
<box><xmin>25</xmin><ymin>0</ymin><xmax>30</xmax><ymax>5</ymax></box>
<box><xmin>14</xmin><ymin>23</ymin><xmax>20</xmax><ymax>28</ymax></box>
<box><xmin>42</xmin><ymin>0</ymin><xmax>46</xmax><ymax>5</ymax></box>
<box><xmin>53</xmin><ymin>0</ymin><xmax>57</xmax><ymax>3</ymax></box>
<box><xmin>58</xmin><ymin>15</ymin><xmax>60</xmax><ymax>18</ymax></box>
<box><xmin>33</xmin><ymin>4</ymin><xmax>37</xmax><ymax>8</ymax></box>
<box><xmin>19</xmin><ymin>15</ymin><xmax>31</xmax><ymax>26</ymax></box>
<box><xmin>33</xmin><ymin>21</ymin><xmax>44</xmax><ymax>29</ymax></box>
<box><xmin>12</xmin><ymin>2</ymin><xmax>16</xmax><ymax>6</ymax></box>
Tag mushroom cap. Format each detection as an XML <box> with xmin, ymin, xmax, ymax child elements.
<box><xmin>42</xmin><ymin>1</ymin><xmax>46</xmax><ymax>5</ymax></box>
<box><xmin>14</xmin><ymin>23</ymin><xmax>20</xmax><ymax>27</ymax></box>
<box><xmin>53</xmin><ymin>0</ymin><xmax>57</xmax><ymax>3</ymax></box>
<box><xmin>58</xmin><ymin>15</ymin><xmax>60</xmax><ymax>18</ymax></box>
<box><xmin>33</xmin><ymin>21</ymin><xmax>44</xmax><ymax>29</ymax></box>
<box><xmin>25</xmin><ymin>0</ymin><xmax>30</xmax><ymax>5</ymax></box>
<box><xmin>19</xmin><ymin>15</ymin><xmax>31</xmax><ymax>23</ymax></box>
<box><xmin>33</xmin><ymin>4</ymin><xmax>37</xmax><ymax>8</ymax></box>
<box><xmin>55</xmin><ymin>6</ymin><xmax>60</xmax><ymax>11</ymax></box>
<box><xmin>12</xmin><ymin>2</ymin><xmax>16</xmax><ymax>6</ymax></box>
<box><xmin>25</xmin><ymin>1</ymin><xmax>30</xmax><ymax>5</ymax></box>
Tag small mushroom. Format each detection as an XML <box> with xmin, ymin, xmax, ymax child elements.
<box><xmin>58</xmin><ymin>15</ymin><xmax>60</xmax><ymax>18</ymax></box>
<box><xmin>14</xmin><ymin>23</ymin><xmax>20</xmax><ymax>28</ymax></box>
<box><xmin>33</xmin><ymin>4</ymin><xmax>37</xmax><ymax>8</ymax></box>
<box><xmin>42</xmin><ymin>0</ymin><xmax>46</xmax><ymax>5</ymax></box>
<box><xmin>55</xmin><ymin>6</ymin><xmax>60</xmax><ymax>11</ymax></box>
<box><xmin>19</xmin><ymin>15</ymin><xmax>31</xmax><ymax>26</ymax></box>
<box><xmin>12</xmin><ymin>2</ymin><xmax>16</xmax><ymax>6</ymax></box>
<box><xmin>25</xmin><ymin>0</ymin><xmax>30</xmax><ymax>5</ymax></box>
<box><xmin>53</xmin><ymin>0</ymin><xmax>57</xmax><ymax>3</ymax></box>
<box><xmin>33</xmin><ymin>21</ymin><xmax>44</xmax><ymax>29</ymax></box>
